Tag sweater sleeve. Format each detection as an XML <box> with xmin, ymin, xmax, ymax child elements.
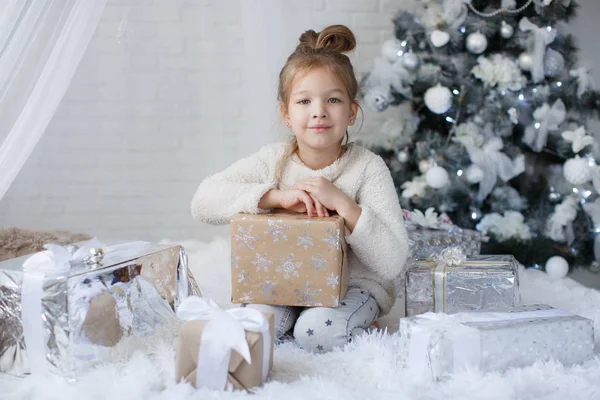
<box><xmin>190</xmin><ymin>144</ymin><xmax>281</xmax><ymax>225</ymax></box>
<box><xmin>345</xmin><ymin>156</ymin><xmax>410</xmax><ymax>280</ymax></box>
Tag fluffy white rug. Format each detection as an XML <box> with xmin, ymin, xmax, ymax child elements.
<box><xmin>2</xmin><ymin>237</ymin><xmax>600</xmax><ymax>400</ymax></box>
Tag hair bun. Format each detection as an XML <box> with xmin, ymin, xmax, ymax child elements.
<box><xmin>297</xmin><ymin>25</ymin><xmax>356</xmax><ymax>54</ymax></box>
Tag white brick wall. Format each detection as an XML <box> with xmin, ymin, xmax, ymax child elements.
<box><xmin>1</xmin><ymin>0</ymin><xmax>598</xmax><ymax>243</ymax></box>
<box><xmin>0</xmin><ymin>0</ymin><xmax>415</xmax><ymax>242</ymax></box>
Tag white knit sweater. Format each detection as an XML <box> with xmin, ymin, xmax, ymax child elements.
<box><xmin>191</xmin><ymin>142</ymin><xmax>410</xmax><ymax>315</ymax></box>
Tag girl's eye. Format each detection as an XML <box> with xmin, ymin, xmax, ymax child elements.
<box><xmin>328</xmin><ymin>98</ymin><xmax>341</xmax><ymax>103</ymax></box>
<box><xmin>298</xmin><ymin>99</ymin><xmax>310</xmax><ymax>105</ymax></box>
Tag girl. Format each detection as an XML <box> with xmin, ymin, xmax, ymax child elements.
<box><xmin>191</xmin><ymin>25</ymin><xmax>409</xmax><ymax>353</ymax></box>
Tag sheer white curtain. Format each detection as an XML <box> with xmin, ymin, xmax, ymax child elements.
<box><xmin>0</xmin><ymin>0</ymin><xmax>107</xmax><ymax>202</ymax></box>
<box><xmin>241</xmin><ymin>0</ymin><xmax>311</xmax><ymax>147</ymax></box>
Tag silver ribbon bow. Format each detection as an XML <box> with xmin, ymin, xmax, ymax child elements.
<box><xmin>519</xmin><ymin>17</ymin><xmax>556</xmax><ymax>84</ymax></box>
<box><xmin>429</xmin><ymin>247</ymin><xmax>467</xmax><ymax>313</ymax></box>
<box><xmin>523</xmin><ymin>99</ymin><xmax>566</xmax><ymax>152</ymax></box>
<box><xmin>465</xmin><ymin>137</ymin><xmax>525</xmax><ymax>201</ymax></box>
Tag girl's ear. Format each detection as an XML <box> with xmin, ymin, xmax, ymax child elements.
<box><xmin>349</xmin><ymin>101</ymin><xmax>359</xmax><ymax>126</ymax></box>
<box><xmin>280</xmin><ymin>103</ymin><xmax>291</xmax><ymax>127</ymax></box>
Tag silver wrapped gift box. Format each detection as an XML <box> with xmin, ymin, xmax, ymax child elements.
<box><xmin>403</xmin><ymin>208</ymin><xmax>485</xmax><ymax>260</ymax></box>
<box><xmin>399</xmin><ymin>305</ymin><xmax>595</xmax><ymax>381</ymax></box>
<box><xmin>0</xmin><ymin>240</ymin><xmax>200</xmax><ymax>378</ymax></box>
<box><xmin>407</xmin><ymin>226</ymin><xmax>484</xmax><ymax>260</ymax></box>
<box><xmin>405</xmin><ymin>253</ymin><xmax>520</xmax><ymax>316</ymax></box>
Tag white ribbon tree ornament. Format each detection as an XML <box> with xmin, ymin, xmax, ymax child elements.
<box><xmin>523</xmin><ymin>99</ymin><xmax>566</xmax><ymax>152</ymax></box>
<box><xmin>465</xmin><ymin>137</ymin><xmax>525</xmax><ymax>202</ymax></box>
<box><xmin>518</xmin><ymin>17</ymin><xmax>556</xmax><ymax>84</ymax></box>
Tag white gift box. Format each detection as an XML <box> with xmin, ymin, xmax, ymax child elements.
<box><xmin>399</xmin><ymin>304</ymin><xmax>595</xmax><ymax>380</ymax></box>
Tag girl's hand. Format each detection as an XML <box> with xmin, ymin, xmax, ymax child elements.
<box><xmin>277</xmin><ymin>189</ymin><xmax>329</xmax><ymax>217</ymax></box>
<box><xmin>291</xmin><ymin>177</ymin><xmax>348</xmax><ymax>211</ymax></box>
<box><xmin>292</xmin><ymin>177</ymin><xmax>362</xmax><ymax>231</ymax></box>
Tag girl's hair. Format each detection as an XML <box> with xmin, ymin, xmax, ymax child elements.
<box><xmin>275</xmin><ymin>25</ymin><xmax>359</xmax><ymax>184</ymax></box>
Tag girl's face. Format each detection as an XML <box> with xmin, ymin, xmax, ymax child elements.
<box><xmin>282</xmin><ymin>67</ymin><xmax>357</xmax><ymax>153</ymax></box>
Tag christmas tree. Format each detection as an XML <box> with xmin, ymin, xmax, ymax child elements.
<box><xmin>361</xmin><ymin>0</ymin><xmax>600</xmax><ymax>272</ymax></box>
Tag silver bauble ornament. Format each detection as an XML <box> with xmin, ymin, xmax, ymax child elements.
<box><xmin>500</xmin><ymin>21</ymin><xmax>514</xmax><ymax>39</ymax></box>
<box><xmin>426</xmin><ymin>165</ymin><xmax>450</xmax><ymax>189</ymax></box>
<box><xmin>424</xmin><ymin>84</ymin><xmax>453</xmax><ymax>114</ymax></box>
<box><xmin>466</xmin><ymin>32</ymin><xmax>488</xmax><ymax>54</ymax></box>
<box><xmin>563</xmin><ymin>156</ymin><xmax>592</xmax><ymax>185</ymax></box>
<box><xmin>84</xmin><ymin>247</ymin><xmax>105</xmax><ymax>265</ymax></box>
<box><xmin>402</xmin><ymin>52</ymin><xmax>420</xmax><ymax>71</ymax></box>
<box><xmin>381</xmin><ymin>39</ymin><xmax>403</xmax><ymax>63</ymax></box>
<box><xmin>544</xmin><ymin>48</ymin><xmax>565</xmax><ymax>77</ymax></box>
<box><xmin>518</xmin><ymin>52</ymin><xmax>533</xmax><ymax>71</ymax></box>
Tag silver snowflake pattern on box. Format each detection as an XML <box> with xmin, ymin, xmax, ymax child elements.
<box><xmin>231</xmin><ymin>248</ymin><xmax>241</xmax><ymax>269</ymax></box>
<box><xmin>310</xmin><ymin>252</ymin><xmax>328</xmax><ymax>272</ymax></box>
<box><xmin>265</xmin><ymin>219</ymin><xmax>291</xmax><ymax>242</ymax></box>
<box><xmin>330</xmin><ymin>295</ymin><xmax>340</xmax><ymax>307</ymax></box>
<box><xmin>321</xmin><ymin>228</ymin><xmax>340</xmax><ymax>251</ymax></box>
<box><xmin>251</xmin><ymin>252</ymin><xmax>273</xmax><ymax>272</ymax></box>
<box><xmin>294</xmin><ymin>282</ymin><xmax>323</xmax><ymax>306</ymax></box>
<box><xmin>276</xmin><ymin>254</ymin><xmax>302</xmax><ymax>280</ymax></box>
<box><xmin>325</xmin><ymin>272</ymin><xmax>340</xmax><ymax>288</ymax></box>
<box><xmin>296</xmin><ymin>232</ymin><xmax>314</xmax><ymax>249</ymax></box>
<box><xmin>233</xmin><ymin>225</ymin><xmax>259</xmax><ymax>249</ymax></box>
<box><xmin>236</xmin><ymin>270</ymin><xmax>251</xmax><ymax>286</ymax></box>
<box><xmin>239</xmin><ymin>291</ymin><xmax>255</xmax><ymax>303</ymax></box>
<box><xmin>258</xmin><ymin>278</ymin><xmax>278</xmax><ymax>300</ymax></box>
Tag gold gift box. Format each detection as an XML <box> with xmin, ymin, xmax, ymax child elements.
<box><xmin>175</xmin><ymin>312</ymin><xmax>275</xmax><ymax>391</ymax></box>
<box><xmin>230</xmin><ymin>212</ymin><xmax>349</xmax><ymax>307</ymax></box>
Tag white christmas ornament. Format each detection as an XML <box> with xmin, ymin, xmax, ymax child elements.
<box><xmin>545</xmin><ymin>256</ymin><xmax>569</xmax><ymax>279</ymax></box>
<box><xmin>430</xmin><ymin>30</ymin><xmax>450</xmax><ymax>48</ymax></box>
<box><xmin>426</xmin><ymin>165</ymin><xmax>450</xmax><ymax>188</ymax></box>
<box><xmin>563</xmin><ymin>156</ymin><xmax>592</xmax><ymax>185</ymax></box>
<box><xmin>397</xmin><ymin>150</ymin><xmax>409</xmax><ymax>163</ymax></box>
<box><xmin>424</xmin><ymin>84</ymin><xmax>453</xmax><ymax>114</ymax></box>
<box><xmin>500</xmin><ymin>21</ymin><xmax>514</xmax><ymax>38</ymax></box>
<box><xmin>402</xmin><ymin>53</ymin><xmax>420</xmax><ymax>71</ymax></box>
<box><xmin>466</xmin><ymin>32</ymin><xmax>488</xmax><ymax>54</ymax></box>
<box><xmin>418</xmin><ymin>159</ymin><xmax>431</xmax><ymax>173</ymax></box>
<box><xmin>465</xmin><ymin>164</ymin><xmax>484</xmax><ymax>183</ymax></box>
<box><xmin>381</xmin><ymin>39</ymin><xmax>403</xmax><ymax>63</ymax></box>
<box><xmin>518</xmin><ymin>52</ymin><xmax>534</xmax><ymax>71</ymax></box>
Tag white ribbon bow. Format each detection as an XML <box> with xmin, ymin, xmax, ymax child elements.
<box><xmin>465</xmin><ymin>137</ymin><xmax>525</xmax><ymax>201</ymax></box>
<box><xmin>561</xmin><ymin>126</ymin><xmax>594</xmax><ymax>154</ymax></box>
<box><xmin>21</xmin><ymin>238</ymin><xmax>151</xmax><ymax>375</ymax></box>
<box><xmin>176</xmin><ymin>297</ymin><xmax>271</xmax><ymax>390</ymax></box>
<box><xmin>406</xmin><ymin>308</ymin><xmax>575</xmax><ymax>380</ymax></box>
<box><xmin>519</xmin><ymin>17</ymin><xmax>556</xmax><ymax>83</ymax></box>
<box><xmin>570</xmin><ymin>67</ymin><xmax>596</xmax><ymax>98</ymax></box>
<box><xmin>523</xmin><ymin>99</ymin><xmax>566</xmax><ymax>152</ymax></box>
<box><xmin>403</xmin><ymin>208</ymin><xmax>455</xmax><ymax>231</ymax></box>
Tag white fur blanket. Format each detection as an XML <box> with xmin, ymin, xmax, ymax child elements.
<box><xmin>2</xmin><ymin>237</ymin><xmax>599</xmax><ymax>400</ymax></box>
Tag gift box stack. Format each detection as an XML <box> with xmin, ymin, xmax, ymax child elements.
<box><xmin>400</xmin><ymin>230</ymin><xmax>595</xmax><ymax>379</ymax></box>
<box><xmin>229</xmin><ymin>212</ymin><xmax>349</xmax><ymax>308</ymax></box>
<box><xmin>0</xmin><ymin>239</ymin><xmax>201</xmax><ymax>378</ymax></box>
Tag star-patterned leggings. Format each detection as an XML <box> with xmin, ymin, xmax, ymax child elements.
<box><xmin>245</xmin><ymin>287</ymin><xmax>379</xmax><ymax>353</ymax></box>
